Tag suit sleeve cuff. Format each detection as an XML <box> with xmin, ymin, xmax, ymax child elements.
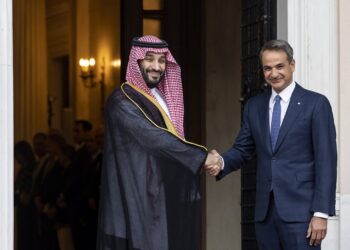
<box><xmin>313</xmin><ymin>212</ymin><xmax>329</xmax><ymax>219</ymax></box>
<box><xmin>220</xmin><ymin>156</ymin><xmax>224</xmax><ymax>170</ymax></box>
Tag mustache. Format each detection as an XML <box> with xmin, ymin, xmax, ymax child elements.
<box><xmin>146</xmin><ymin>69</ymin><xmax>162</xmax><ymax>73</ymax></box>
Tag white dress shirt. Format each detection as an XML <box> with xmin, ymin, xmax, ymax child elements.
<box><xmin>151</xmin><ymin>88</ymin><xmax>172</xmax><ymax>120</ymax></box>
<box><xmin>269</xmin><ymin>81</ymin><xmax>296</xmax><ymax>130</ymax></box>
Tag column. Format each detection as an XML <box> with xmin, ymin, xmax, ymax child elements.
<box><xmin>277</xmin><ymin>0</ymin><xmax>341</xmax><ymax>249</ymax></box>
<box><xmin>339</xmin><ymin>0</ymin><xmax>350</xmax><ymax>249</ymax></box>
<box><xmin>0</xmin><ymin>0</ymin><xmax>14</xmax><ymax>249</ymax></box>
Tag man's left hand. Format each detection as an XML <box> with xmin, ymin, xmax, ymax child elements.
<box><xmin>306</xmin><ymin>216</ymin><xmax>328</xmax><ymax>246</ymax></box>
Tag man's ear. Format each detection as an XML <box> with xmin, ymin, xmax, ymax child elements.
<box><xmin>290</xmin><ymin>59</ymin><xmax>296</xmax><ymax>71</ymax></box>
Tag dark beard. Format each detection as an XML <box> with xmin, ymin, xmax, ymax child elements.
<box><xmin>141</xmin><ymin>68</ymin><xmax>165</xmax><ymax>89</ymax></box>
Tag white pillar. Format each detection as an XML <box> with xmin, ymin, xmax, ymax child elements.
<box><xmin>277</xmin><ymin>0</ymin><xmax>338</xmax><ymax>126</ymax></box>
<box><xmin>339</xmin><ymin>0</ymin><xmax>350</xmax><ymax>249</ymax></box>
<box><xmin>0</xmin><ymin>0</ymin><xmax>14</xmax><ymax>249</ymax></box>
<box><xmin>277</xmin><ymin>0</ymin><xmax>340</xmax><ymax>249</ymax></box>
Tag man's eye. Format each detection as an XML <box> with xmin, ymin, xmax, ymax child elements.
<box><xmin>264</xmin><ymin>68</ymin><xmax>271</xmax><ymax>72</ymax></box>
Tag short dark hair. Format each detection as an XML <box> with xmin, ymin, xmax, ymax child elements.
<box><xmin>259</xmin><ymin>40</ymin><xmax>294</xmax><ymax>63</ymax></box>
<box><xmin>48</xmin><ymin>133</ymin><xmax>67</xmax><ymax>149</ymax></box>
<box><xmin>33</xmin><ymin>132</ymin><xmax>47</xmax><ymax>140</ymax></box>
<box><xmin>75</xmin><ymin>120</ymin><xmax>93</xmax><ymax>131</ymax></box>
<box><xmin>14</xmin><ymin>140</ymin><xmax>36</xmax><ymax>165</ymax></box>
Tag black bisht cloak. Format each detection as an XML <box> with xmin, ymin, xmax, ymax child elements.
<box><xmin>97</xmin><ymin>83</ymin><xmax>207</xmax><ymax>250</ymax></box>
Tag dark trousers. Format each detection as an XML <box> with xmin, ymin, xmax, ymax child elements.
<box><xmin>255</xmin><ymin>193</ymin><xmax>321</xmax><ymax>250</ymax></box>
<box><xmin>17</xmin><ymin>205</ymin><xmax>35</xmax><ymax>250</ymax></box>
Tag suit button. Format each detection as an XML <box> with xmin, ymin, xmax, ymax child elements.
<box><xmin>272</xmin><ymin>157</ymin><xmax>276</xmax><ymax>160</ymax></box>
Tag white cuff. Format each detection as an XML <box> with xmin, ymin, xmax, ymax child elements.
<box><xmin>219</xmin><ymin>156</ymin><xmax>224</xmax><ymax>170</ymax></box>
<box><xmin>313</xmin><ymin>212</ymin><xmax>329</xmax><ymax>219</ymax></box>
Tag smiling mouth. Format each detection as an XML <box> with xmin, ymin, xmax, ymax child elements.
<box><xmin>270</xmin><ymin>79</ymin><xmax>281</xmax><ymax>83</ymax></box>
<box><xmin>148</xmin><ymin>72</ymin><xmax>160</xmax><ymax>79</ymax></box>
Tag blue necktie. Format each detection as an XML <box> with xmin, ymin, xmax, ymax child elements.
<box><xmin>271</xmin><ymin>95</ymin><xmax>281</xmax><ymax>150</ymax></box>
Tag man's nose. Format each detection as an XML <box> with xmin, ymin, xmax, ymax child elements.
<box><xmin>151</xmin><ymin>61</ymin><xmax>161</xmax><ymax>71</ymax></box>
<box><xmin>270</xmin><ymin>68</ymin><xmax>278</xmax><ymax>78</ymax></box>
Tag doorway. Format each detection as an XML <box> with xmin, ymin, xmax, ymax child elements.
<box><xmin>48</xmin><ymin>56</ymin><xmax>72</xmax><ymax>135</ymax></box>
<box><xmin>121</xmin><ymin>0</ymin><xmax>205</xmax><ymax>144</ymax></box>
<box><xmin>240</xmin><ymin>0</ymin><xmax>277</xmax><ymax>249</ymax></box>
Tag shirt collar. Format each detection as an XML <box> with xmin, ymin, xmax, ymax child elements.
<box><xmin>151</xmin><ymin>87</ymin><xmax>162</xmax><ymax>96</ymax></box>
<box><xmin>271</xmin><ymin>81</ymin><xmax>296</xmax><ymax>102</ymax></box>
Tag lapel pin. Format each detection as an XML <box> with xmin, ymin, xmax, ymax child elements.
<box><xmin>297</xmin><ymin>102</ymin><xmax>301</xmax><ymax>105</ymax></box>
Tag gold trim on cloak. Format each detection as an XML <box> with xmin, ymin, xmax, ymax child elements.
<box><xmin>121</xmin><ymin>82</ymin><xmax>207</xmax><ymax>151</ymax></box>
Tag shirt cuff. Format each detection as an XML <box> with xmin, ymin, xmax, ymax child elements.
<box><xmin>313</xmin><ymin>212</ymin><xmax>329</xmax><ymax>219</ymax></box>
<box><xmin>219</xmin><ymin>156</ymin><xmax>224</xmax><ymax>170</ymax></box>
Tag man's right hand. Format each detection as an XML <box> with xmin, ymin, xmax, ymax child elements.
<box><xmin>204</xmin><ymin>150</ymin><xmax>222</xmax><ymax>176</ymax></box>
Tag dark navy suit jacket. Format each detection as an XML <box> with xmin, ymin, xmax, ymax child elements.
<box><xmin>218</xmin><ymin>83</ymin><xmax>337</xmax><ymax>222</ymax></box>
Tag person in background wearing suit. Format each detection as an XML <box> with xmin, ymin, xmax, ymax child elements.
<box><xmin>14</xmin><ymin>141</ymin><xmax>37</xmax><ymax>250</ymax></box>
<box><xmin>79</xmin><ymin>129</ymin><xmax>103</xmax><ymax>249</ymax></box>
<box><xmin>206</xmin><ymin>40</ymin><xmax>337</xmax><ymax>250</ymax></box>
<box><xmin>73</xmin><ymin>120</ymin><xmax>93</xmax><ymax>151</ymax></box>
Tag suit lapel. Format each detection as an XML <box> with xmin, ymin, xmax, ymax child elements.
<box><xmin>273</xmin><ymin>83</ymin><xmax>306</xmax><ymax>152</ymax></box>
<box><xmin>259</xmin><ymin>90</ymin><xmax>272</xmax><ymax>154</ymax></box>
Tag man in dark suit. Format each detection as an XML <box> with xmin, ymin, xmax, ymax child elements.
<box><xmin>207</xmin><ymin>40</ymin><xmax>337</xmax><ymax>249</ymax></box>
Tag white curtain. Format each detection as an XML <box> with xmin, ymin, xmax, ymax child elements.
<box><xmin>13</xmin><ymin>0</ymin><xmax>48</xmax><ymax>143</ymax></box>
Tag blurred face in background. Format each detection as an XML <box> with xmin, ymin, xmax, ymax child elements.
<box><xmin>73</xmin><ymin>123</ymin><xmax>90</xmax><ymax>145</ymax></box>
<box><xmin>47</xmin><ymin>135</ymin><xmax>66</xmax><ymax>156</ymax></box>
<box><xmin>33</xmin><ymin>135</ymin><xmax>48</xmax><ymax>158</ymax></box>
<box><xmin>14</xmin><ymin>152</ymin><xmax>25</xmax><ymax>165</ymax></box>
<box><xmin>94</xmin><ymin>128</ymin><xmax>104</xmax><ymax>150</ymax></box>
<box><xmin>47</xmin><ymin>139</ymin><xmax>60</xmax><ymax>156</ymax></box>
<box><xmin>85</xmin><ymin>132</ymin><xmax>99</xmax><ymax>154</ymax></box>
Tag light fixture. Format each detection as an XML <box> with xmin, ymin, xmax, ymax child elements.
<box><xmin>79</xmin><ymin>57</ymin><xmax>106</xmax><ymax>113</ymax></box>
<box><xmin>111</xmin><ymin>59</ymin><xmax>121</xmax><ymax>68</ymax></box>
<box><xmin>79</xmin><ymin>57</ymin><xmax>104</xmax><ymax>87</ymax></box>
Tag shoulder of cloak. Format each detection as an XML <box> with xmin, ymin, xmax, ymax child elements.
<box><xmin>106</xmin><ymin>84</ymin><xmax>166</xmax><ymax>128</ymax></box>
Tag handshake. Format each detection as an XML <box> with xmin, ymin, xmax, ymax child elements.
<box><xmin>203</xmin><ymin>149</ymin><xmax>223</xmax><ymax>176</ymax></box>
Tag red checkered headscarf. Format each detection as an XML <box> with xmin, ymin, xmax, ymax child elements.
<box><xmin>126</xmin><ymin>36</ymin><xmax>185</xmax><ymax>138</ymax></box>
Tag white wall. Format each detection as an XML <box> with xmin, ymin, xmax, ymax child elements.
<box><xmin>277</xmin><ymin>0</ymin><xmax>338</xmax><ymax>124</ymax></box>
<box><xmin>0</xmin><ymin>0</ymin><xmax>14</xmax><ymax>249</ymax></box>
<box><xmin>277</xmin><ymin>0</ymin><xmax>350</xmax><ymax>249</ymax></box>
